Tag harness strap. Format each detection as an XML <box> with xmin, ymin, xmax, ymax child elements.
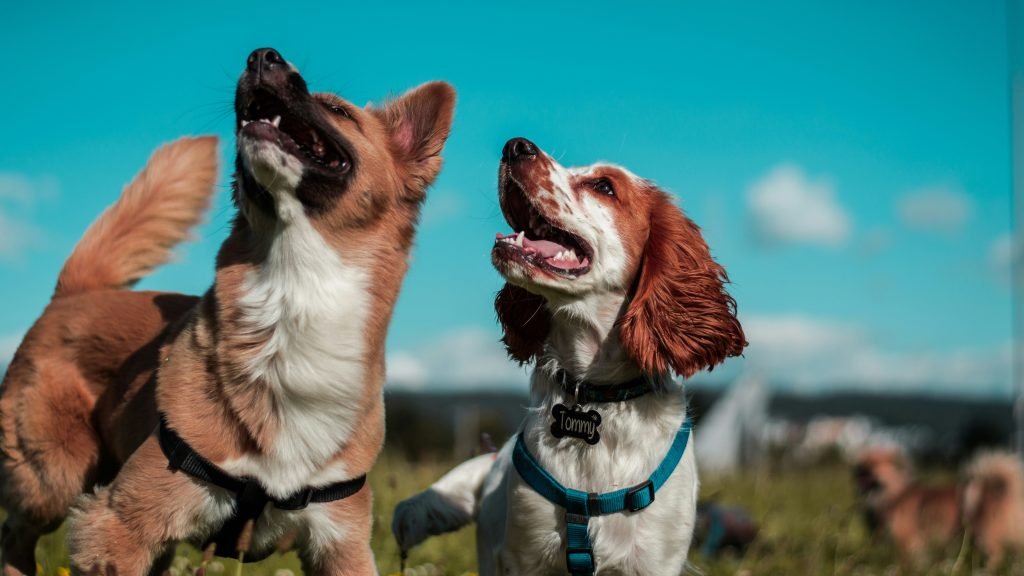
<box><xmin>512</xmin><ymin>417</ymin><xmax>692</xmax><ymax>576</ymax></box>
<box><xmin>157</xmin><ymin>415</ymin><xmax>366</xmax><ymax>557</ymax></box>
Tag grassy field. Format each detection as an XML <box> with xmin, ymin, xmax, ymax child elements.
<box><xmin>25</xmin><ymin>454</ymin><xmax>1024</xmax><ymax>576</ymax></box>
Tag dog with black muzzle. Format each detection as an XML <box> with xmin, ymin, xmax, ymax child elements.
<box><xmin>0</xmin><ymin>48</ymin><xmax>454</xmax><ymax>575</ymax></box>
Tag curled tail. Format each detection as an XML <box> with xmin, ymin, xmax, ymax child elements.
<box><xmin>54</xmin><ymin>136</ymin><xmax>219</xmax><ymax>298</ymax></box>
<box><xmin>392</xmin><ymin>453</ymin><xmax>496</xmax><ymax>554</ymax></box>
<box><xmin>962</xmin><ymin>450</ymin><xmax>1019</xmax><ymax>522</ymax></box>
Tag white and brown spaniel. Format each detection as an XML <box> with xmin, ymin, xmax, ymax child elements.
<box><xmin>393</xmin><ymin>138</ymin><xmax>746</xmax><ymax>576</ymax></box>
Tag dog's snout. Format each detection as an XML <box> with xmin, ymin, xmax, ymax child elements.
<box><xmin>503</xmin><ymin>138</ymin><xmax>539</xmax><ymax>162</ymax></box>
<box><xmin>247</xmin><ymin>48</ymin><xmax>286</xmax><ymax>73</ymax></box>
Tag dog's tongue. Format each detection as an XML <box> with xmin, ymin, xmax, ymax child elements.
<box><xmin>496</xmin><ymin>232</ymin><xmax>587</xmax><ymax>270</ymax></box>
<box><xmin>524</xmin><ymin>238</ymin><xmax>568</xmax><ymax>258</ymax></box>
<box><xmin>496</xmin><ymin>232</ymin><xmax>568</xmax><ymax>258</ymax></box>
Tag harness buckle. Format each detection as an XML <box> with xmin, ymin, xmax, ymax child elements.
<box><xmin>565</xmin><ymin>547</ymin><xmax>595</xmax><ymax>573</ymax></box>
<box><xmin>624</xmin><ymin>480</ymin><xmax>655</xmax><ymax>512</ymax></box>
<box><xmin>277</xmin><ymin>487</ymin><xmax>315</xmax><ymax>511</ymax></box>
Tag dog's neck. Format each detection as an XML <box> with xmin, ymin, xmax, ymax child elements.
<box><xmin>524</xmin><ymin>290</ymin><xmax>686</xmax><ymax>494</ymax></box>
<box><xmin>174</xmin><ymin>201</ymin><xmax>411</xmax><ymax>492</ymax></box>
<box><xmin>536</xmin><ymin>290</ymin><xmax>648</xmax><ymax>389</ymax></box>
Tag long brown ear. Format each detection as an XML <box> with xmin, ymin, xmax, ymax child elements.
<box><xmin>495</xmin><ymin>283</ymin><xmax>551</xmax><ymax>365</ymax></box>
<box><xmin>374</xmin><ymin>81</ymin><xmax>456</xmax><ymax>193</ymax></box>
<box><xmin>619</xmin><ymin>189</ymin><xmax>746</xmax><ymax>377</ymax></box>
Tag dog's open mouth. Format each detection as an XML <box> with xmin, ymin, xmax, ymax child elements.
<box><xmin>238</xmin><ymin>90</ymin><xmax>351</xmax><ymax>173</ymax></box>
<box><xmin>494</xmin><ymin>176</ymin><xmax>592</xmax><ymax>277</ymax></box>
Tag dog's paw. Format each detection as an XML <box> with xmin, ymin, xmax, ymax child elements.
<box><xmin>391</xmin><ymin>489</ymin><xmax>474</xmax><ymax>553</ymax></box>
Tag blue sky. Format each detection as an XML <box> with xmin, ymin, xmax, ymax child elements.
<box><xmin>0</xmin><ymin>1</ymin><xmax>1016</xmax><ymax>397</ymax></box>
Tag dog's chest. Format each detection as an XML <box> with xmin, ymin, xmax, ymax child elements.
<box><xmin>505</xmin><ymin>404</ymin><xmax>698</xmax><ymax>575</ymax></box>
<box><xmin>223</xmin><ymin>213</ymin><xmax>371</xmax><ymax>497</ymax></box>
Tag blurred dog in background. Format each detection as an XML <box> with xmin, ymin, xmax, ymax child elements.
<box><xmin>853</xmin><ymin>446</ymin><xmax>1024</xmax><ymax>568</ymax></box>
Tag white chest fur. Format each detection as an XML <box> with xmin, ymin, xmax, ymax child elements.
<box><xmin>224</xmin><ymin>193</ymin><xmax>370</xmax><ymax>498</ymax></box>
<box><xmin>497</xmin><ymin>373</ymin><xmax>699</xmax><ymax>576</ymax></box>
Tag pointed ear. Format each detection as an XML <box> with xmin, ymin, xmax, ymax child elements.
<box><xmin>374</xmin><ymin>81</ymin><xmax>456</xmax><ymax>193</ymax></box>
<box><xmin>495</xmin><ymin>283</ymin><xmax>551</xmax><ymax>365</ymax></box>
<box><xmin>618</xmin><ymin>189</ymin><xmax>747</xmax><ymax>378</ymax></box>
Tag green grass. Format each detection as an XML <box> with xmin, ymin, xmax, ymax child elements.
<box><xmin>25</xmin><ymin>455</ymin><xmax>1024</xmax><ymax>576</ymax></box>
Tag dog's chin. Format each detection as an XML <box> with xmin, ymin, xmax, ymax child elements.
<box><xmin>240</xmin><ymin>136</ymin><xmax>306</xmax><ymax>193</ymax></box>
<box><xmin>492</xmin><ymin>250</ymin><xmax>593</xmax><ymax>299</ymax></box>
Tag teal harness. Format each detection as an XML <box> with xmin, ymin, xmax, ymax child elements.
<box><xmin>511</xmin><ymin>417</ymin><xmax>693</xmax><ymax>576</ymax></box>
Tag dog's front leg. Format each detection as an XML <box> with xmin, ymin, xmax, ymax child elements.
<box><xmin>67</xmin><ymin>437</ymin><xmax>231</xmax><ymax>575</ymax></box>
<box><xmin>299</xmin><ymin>486</ymin><xmax>378</xmax><ymax>576</ymax></box>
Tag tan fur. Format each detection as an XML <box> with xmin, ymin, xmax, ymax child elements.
<box><xmin>854</xmin><ymin>447</ymin><xmax>1024</xmax><ymax>568</ymax></box>
<box><xmin>55</xmin><ymin>137</ymin><xmax>218</xmax><ymax>297</ymax></box>
<box><xmin>962</xmin><ymin>451</ymin><xmax>1024</xmax><ymax>568</ymax></box>
<box><xmin>0</xmin><ymin>138</ymin><xmax>215</xmax><ymax>575</ymax></box>
<box><xmin>0</xmin><ymin>56</ymin><xmax>454</xmax><ymax>576</ymax></box>
<box><xmin>853</xmin><ymin>447</ymin><xmax>960</xmax><ymax>561</ymax></box>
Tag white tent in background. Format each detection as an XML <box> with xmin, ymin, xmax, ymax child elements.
<box><xmin>694</xmin><ymin>372</ymin><xmax>769</xmax><ymax>475</ymax></box>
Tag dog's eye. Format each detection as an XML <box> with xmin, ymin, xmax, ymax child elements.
<box><xmin>591</xmin><ymin>178</ymin><xmax>615</xmax><ymax>196</ymax></box>
<box><xmin>327</xmin><ymin>104</ymin><xmax>351</xmax><ymax>119</ymax></box>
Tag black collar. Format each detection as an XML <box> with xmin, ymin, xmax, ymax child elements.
<box><xmin>555</xmin><ymin>369</ymin><xmax>655</xmax><ymax>404</ymax></box>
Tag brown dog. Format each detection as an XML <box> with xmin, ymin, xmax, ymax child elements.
<box><xmin>962</xmin><ymin>451</ymin><xmax>1024</xmax><ymax>568</ymax></box>
<box><xmin>854</xmin><ymin>447</ymin><xmax>1024</xmax><ymax>568</ymax></box>
<box><xmin>0</xmin><ymin>48</ymin><xmax>454</xmax><ymax>575</ymax></box>
<box><xmin>853</xmin><ymin>447</ymin><xmax>960</xmax><ymax>561</ymax></box>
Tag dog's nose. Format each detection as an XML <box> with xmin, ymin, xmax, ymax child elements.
<box><xmin>503</xmin><ymin>138</ymin><xmax>539</xmax><ymax>162</ymax></box>
<box><xmin>247</xmin><ymin>48</ymin><xmax>286</xmax><ymax>74</ymax></box>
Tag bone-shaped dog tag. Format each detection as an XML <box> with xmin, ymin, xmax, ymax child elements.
<box><xmin>550</xmin><ymin>403</ymin><xmax>602</xmax><ymax>445</ymax></box>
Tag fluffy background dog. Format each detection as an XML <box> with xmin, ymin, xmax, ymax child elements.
<box><xmin>0</xmin><ymin>48</ymin><xmax>454</xmax><ymax>575</ymax></box>
<box><xmin>853</xmin><ymin>446</ymin><xmax>1024</xmax><ymax>568</ymax></box>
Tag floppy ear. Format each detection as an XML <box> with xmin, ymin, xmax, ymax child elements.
<box><xmin>374</xmin><ymin>81</ymin><xmax>456</xmax><ymax>193</ymax></box>
<box><xmin>495</xmin><ymin>283</ymin><xmax>551</xmax><ymax>365</ymax></box>
<box><xmin>618</xmin><ymin>189</ymin><xmax>746</xmax><ymax>378</ymax></box>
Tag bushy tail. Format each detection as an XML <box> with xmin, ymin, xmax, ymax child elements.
<box><xmin>392</xmin><ymin>453</ymin><xmax>495</xmax><ymax>554</ymax></box>
<box><xmin>962</xmin><ymin>451</ymin><xmax>1024</xmax><ymax>523</ymax></box>
<box><xmin>54</xmin><ymin>136</ymin><xmax>219</xmax><ymax>298</ymax></box>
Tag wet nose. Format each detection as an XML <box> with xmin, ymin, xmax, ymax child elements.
<box><xmin>502</xmin><ymin>137</ymin><xmax>539</xmax><ymax>162</ymax></box>
<box><xmin>247</xmin><ymin>48</ymin><xmax>286</xmax><ymax>74</ymax></box>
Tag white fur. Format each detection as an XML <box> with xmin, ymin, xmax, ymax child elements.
<box><xmin>225</xmin><ymin>139</ymin><xmax>370</xmax><ymax>498</ymax></box>
<box><xmin>394</xmin><ymin>152</ymin><xmax>700</xmax><ymax>575</ymax></box>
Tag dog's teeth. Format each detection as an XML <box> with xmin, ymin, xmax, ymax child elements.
<box><xmin>516</xmin><ymin>231</ymin><xmax>525</xmax><ymax>247</ymax></box>
<box><xmin>568</xmin><ymin>250</ymin><xmax>577</xmax><ymax>261</ymax></box>
<box><xmin>271</xmin><ymin>115</ymin><xmax>281</xmax><ymax>127</ymax></box>
<box><xmin>241</xmin><ymin>120</ymin><xmax>251</xmax><ymax>127</ymax></box>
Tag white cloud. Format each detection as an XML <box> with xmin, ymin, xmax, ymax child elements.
<box><xmin>0</xmin><ymin>172</ymin><xmax>56</xmax><ymax>260</ymax></box>
<box><xmin>0</xmin><ymin>172</ymin><xmax>57</xmax><ymax>204</ymax></box>
<box><xmin>747</xmin><ymin>164</ymin><xmax>851</xmax><ymax>247</ymax></box>
<box><xmin>896</xmin><ymin>185</ymin><xmax>973</xmax><ymax>233</ymax></box>
<box><xmin>0</xmin><ymin>212</ymin><xmax>37</xmax><ymax>259</ymax></box>
<box><xmin>737</xmin><ymin>314</ymin><xmax>1012</xmax><ymax>397</ymax></box>
<box><xmin>386</xmin><ymin>326</ymin><xmax>530</xmax><ymax>390</ymax></box>
<box><xmin>859</xmin><ymin>228</ymin><xmax>892</xmax><ymax>256</ymax></box>
<box><xmin>0</xmin><ymin>332</ymin><xmax>23</xmax><ymax>369</ymax></box>
<box><xmin>421</xmin><ymin>191</ymin><xmax>464</xmax><ymax>227</ymax></box>
<box><xmin>989</xmin><ymin>233</ymin><xmax>1018</xmax><ymax>281</ymax></box>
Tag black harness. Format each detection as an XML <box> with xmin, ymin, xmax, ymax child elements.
<box><xmin>158</xmin><ymin>415</ymin><xmax>366</xmax><ymax>559</ymax></box>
